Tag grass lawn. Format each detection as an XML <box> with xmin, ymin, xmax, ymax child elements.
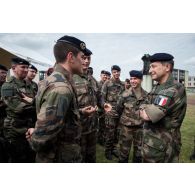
<box><xmin>96</xmin><ymin>93</ymin><xmax>195</xmax><ymax>163</ymax></box>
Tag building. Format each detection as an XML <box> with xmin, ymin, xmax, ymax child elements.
<box><xmin>188</xmin><ymin>76</ymin><xmax>195</xmax><ymax>90</ymax></box>
<box><xmin>172</xmin><ymin>68</ymin><xmax>189</xmax><ymax>88</ymax></box>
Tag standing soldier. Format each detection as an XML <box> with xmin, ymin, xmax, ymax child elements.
<box><xmin>26</xmin><ymin>35</ymin><xmax>95</xmax><ymax>163</ymax></box>
<box><xmin>102</xmin><ymin>65</ymin><xmax>125</xmax><ymax>160</ymax></box>
<box><xmin>105</xmin><ymin>71</ymin><xmax>111</xmax><ymax>80</ymax></box>
<box><xmin>73</xmin><ymin>48</ymin><xmax>98</xmax><ymax>163</ymax></box>
<box><xmin>105</xmin><ymin>70</ymin><xmax>148</xmax><ymax>162</ymax></box>
<box><xmin>0</xmin><ymin>64</ymin><xmax>8</xmax><ymax>162</ymax></box>
<box><xmin>97</xmin><ymin>70</ymin><xmax>108</xmax><ymax>145</ymax></box>
<box><xmin>26</xmin><ymin>64</ymin><xmax>38</xmax><ymax>96</ymax></box>
<box><xmin>1</xmin><ymin>58</ymin><xmax>36</xmax><ymax>162</ymax></box>
<box><xmin>140</xmin><ymin>53</ymin><xmax>187</xmax><ymax>163</ymax></box>
<box><xmin>124</xmin><ymin>78</ymin><xmax>131</xmax><ymax>90</ymax></box>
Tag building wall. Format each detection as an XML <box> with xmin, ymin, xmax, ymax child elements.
<box><xmin>188</xmin><ymin>76</ymin><xmax>195</xmax><ymax>87</ymax></box>
<box><xmin>172</xmin><ymin>68</ymin><xmax>188</xmax><ymax>87</ymax></box>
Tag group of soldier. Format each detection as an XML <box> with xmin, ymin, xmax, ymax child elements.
<box><xmin>0</xmin><ymin>35</ymin><xmax>187</xmax><ymax>163</ymax></box>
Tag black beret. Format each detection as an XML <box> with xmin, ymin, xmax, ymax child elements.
<box><xmin>101</xmin><ymin>70</ymin><xmax>107</xmax><ymax>74</ymax></box>
<box><xmin>129</xmin><ymin>70</ymin><xmax>143</xmax><ymax>79</ymax></box>
<box><xmin>105</xmin><ymin>71</ymin><xmax>111</xmax><ymax>76</ymax></box>
<box><xmin>0</xmin><ymin>64</ymin><xmax>8</xmax><ymax>71</ymax></box>
<box><xmin>11</xmin><ymin>57</ymin><xmax>30</xmax><ymax>66</ymax></box>
<box><xmin>88</xmin><ymin>67</ymin><xmax>93</xmax><ymax>70</ymax></box>
<box><xmin>29</xmin><ymin>64</ymin><xmax>38</xmax><ymax>72</ymax></box>
<box><xmin>111</xmin><ymin>65</ymin><xmax>121</xmax><ymax>71</ymax></box>
<box><xmin>57</xmin><ymin>35</ymin><xmax>86</xmax><ymax>52</ymax></box>
<box><xmin>149</xmin><ymin>53</ymin><xmax>174</xmax><ymax>63</ymax></box>
<box><xmin>84</xmin><ymin>48</ymin><xmax>93</xmax><ymax>56</ymax></box>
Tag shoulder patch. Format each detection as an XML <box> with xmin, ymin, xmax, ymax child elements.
<box><xmin>154</xmin><ymin>95</ymin><xmax>168</xmax><ymax>106</ymax></box>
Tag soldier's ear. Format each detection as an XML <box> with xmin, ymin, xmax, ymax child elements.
<box><xmin>11</xmin><ymin>64</ymin><xmax>16</xmax><ymax>70</ymax></box>
<box><xmin>66</xmin><ymin>52</ymin><xmax>74</xmax><ymax>63</ymax></box>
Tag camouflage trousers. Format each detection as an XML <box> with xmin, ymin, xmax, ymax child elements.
<box><xmin>0</xmin><ymin>136</ymin><xmax>9</xmax><ymax>162</ymax></box>
<box><xmin>36</xmin><ymin>143</ymin><xmax>82</xmax><ymax>163</ymax></box>
<box><xmin>97</xmin><ymin>114</ymin><xmax>106</xmax><ymax>145</ymax></box>
<box><xmin>81</xmin><ymin>131</ymin><xmax>96</xmax><ymax>163</ymax></box>
<box><xmin>141</xmin><ymin>129</ymin><xmax>178</xmax><ymax>163</ymax></box>
<box><xmin>7</xmin><ymin>135</ymin><xmax>36</xmax><ymax>163</ymax></box>
<box><xmin>105</xmin><ymin>116</ymin><xmax>119</xmax><ymax>153</ymax></box>
<box><xmin>118</xmin><ymin>124</ymin><xmax>142</xmax><ymax>163</ymax></box>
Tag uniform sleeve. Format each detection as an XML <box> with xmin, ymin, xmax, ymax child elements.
<box><xmin>1</xmin><ymin>83</ymin><xmax>34</xmax><ymax>114</ymax></box>
<box><xmin>144</xmin><ymin>86</ymin><xmax>186</xmax><ymax>123</ymax></box>
<box><xmin>100</xmin><ymin>82</ymin><xmax>107</xmax><ymax>108</ymax></box>
<box><xmin>114</xmin><ymin>94</ymin><xmax>125</xmax><ymax>116</ymax></box>
<box><xmin>30</xmin><ymin>86</ymin><xmax>73</xmax><ymax>152</ymax></box>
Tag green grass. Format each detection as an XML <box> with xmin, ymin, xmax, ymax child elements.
<box><xmin>96</xmin><ymin>94</ymin><xmax>195</xmax><ymax>163</ymax></box>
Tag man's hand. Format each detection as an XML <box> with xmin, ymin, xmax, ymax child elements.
<box><xmin>21</xmin><ymin>93</ymin><xmax>33</xmax><ymax>103</ymax></box>
<box><xmin>104</xmin><ymin>103</ymin><xmax>112</xmax><ymax>113</ymax></box>
<box><xmin>26</xmin><ymin>128</ymin><xmax>35</xmax><ymax>141</ymax></box>
<box><xmin>81</xmin><ymin>106</ymin><xmax>96</xmax><ymax>116</ymax></box>
<box><xmin>140</xmin><ymin>109</ymin><xmax>150</xmax><ymax>121</ymax></box>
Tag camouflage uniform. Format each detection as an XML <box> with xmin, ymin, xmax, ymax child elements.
<box><xmin>101</xmin><ymin>78</ymin><xmax>125</xmax><ymax>155</ymax></box>
<box><xmin>115</xmin><ymin>87</ymin><xmax>148</xmax><ymax>162</ymax></box>
<box><xmin>97</xmin><ymin>80</ymin><xmax>106</xmax><ymax>145</ymax></box>
<box><xmin>73</xmin><ymin>73</ymin><xmax>98</xmax><ymax>163</ymax></box>
<box><xmin>30</xmin><ymin>64</ymin><xmax>82</xmax><ymax>163</ymax></box>
<box><xmin>0</xmin><ymin>83</ymin><xmax>9</xmax><ymax>162</ymax></box>
<box><xmin>1</xmin><ymin>76</ymin><xmax>36</xmax><ymax>162</ymax></box>
<box><xmin>31</xmin><ymin>81</ymin><xmax>38</xmax><ymax>96</ymax></box>
<box><xmin>141</xmin><ymin>75</ymin><xmax>187</xmax><ymax>163</ymax></box>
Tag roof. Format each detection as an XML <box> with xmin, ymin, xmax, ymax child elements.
<box><xmin>0</xmin><ymin>41</ymin><xmax>53</xmax><ymax>71</ymax></box>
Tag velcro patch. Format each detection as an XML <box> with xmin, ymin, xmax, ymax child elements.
<box><xmin>2</xmin><ymin>89</ymin><xmax>14</xmax><ymax>97</ymax></box>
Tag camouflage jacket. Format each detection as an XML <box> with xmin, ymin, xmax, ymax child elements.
<box><xmin>98</xmin><ymin>80</ymin><xmax>105</xmax><ymax>91</ymax></box>
<box><xmin>143</xmin><ymin>75</ymin><xmax>187</xmax><ymax>157</ymax></box>
<box><xmin>1</xmin><ymin>76</ymin><xmax>36</xmax><ymax>138</ymax></box>
<box><xmin>30</xmin><ymin>64</ymin><xmax>81</xmax><ymax>161</ymax></box>
<box><xmin>73</xmin><ymin>73</ymin><xmax>98</xmax><ymax>134</ymax></box>
<box><xmin>0</xmin><ymin>83</ymin><xmax>7</xmax><ymax>135</ymax></box>
<box><xmin>101</xmin><ymin>78</ymin><xmax>125</xmax><ymax>108</ymax></box>
<box><xmin>115</xmin><ymin>87</ymin><xmax>148</xmax><ymax>127</ymax></box>
<box><xmin>28</xmin><ymin>80</ymin><xmax>38</xmax><ymax>96</ymax></box>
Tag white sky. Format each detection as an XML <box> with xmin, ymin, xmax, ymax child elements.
<box><xmin>1</xmin><ymin>33</ymin><xmax>195</xmax><ymax>80</ymax></box>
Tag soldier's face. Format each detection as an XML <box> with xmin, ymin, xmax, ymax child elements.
<box><xmin>130</xmin><ymin>77</ymin><xmax>141</xmax><ymax>89</ymax></box>
<box><xmin>27</xmin><ymin>68</ymin><xmax>37</xmax><ymax>80</ymax></box>
<box><xmin>83</xmin><ymin>55</ymin><xmax>91</xmax><ymax>72</ymax></box>
<box><xmin>0</xmin><ymin>69</ymin><xmax>7</xmax><ymax>83</ymax></box>
<box><xmin>149</xmin><ymin>62</ymin><xmax>169</xmax><ymax>82</ymax></box>
<box><xmin>112</xmin><ymin>70</ymin><xmax>120</xmax><ymax>80</ymax></box>
<box><xmin>12</xmin><ymin>64</ymin><xmax>29</xmax><ymax>79</ymax></box>
<box><xmin>71</xmin><ymin>51</ymin><xmax>85</xmax><ymax>74</ymax></box>
<box><xmin>101</xmin><ymin>74</ymin><xmax>107</xmax><ymax>81</ymax></box>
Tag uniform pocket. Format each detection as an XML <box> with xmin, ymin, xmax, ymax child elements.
<box><xmin>142</xmin><ymin>132</ymin><xmax>167</xmax><ymax>162</ymax></box>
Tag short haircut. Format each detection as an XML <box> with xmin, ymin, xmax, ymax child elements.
<box><xmin>53</xmin><ymin>41</ymin><xmax>80</xmax><ymax>63</ymax></box>
<box><xmin>161</xmin><ymin>60</ymin><xmax>174</xmax><ymax>72</ymax></box>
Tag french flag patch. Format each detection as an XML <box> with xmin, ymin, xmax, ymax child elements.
<box><xmin>154</xmin><ymin>95</ymin><xmax>168</xmax><ymax>106</ymax></box>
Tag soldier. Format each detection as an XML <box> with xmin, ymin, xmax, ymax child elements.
<box><xmin>26</xmin><ymin>64</ymin><xmax>38</xmax><ymax>96</ymax></box>
<box><xmin>105</xmin><ymin>70</ymin><xmax>148</xmax><ymax>163</ymax></box>
<box><xmin>1</xmin><ymin>58</ymin><xmax>36</xmax><ymax>162</ymax></box>
<box><xmin>26</xmin><ymin>35</ymin><xmax>95</xmax><ymax>163</ymax></box>
<box><xmin>99</xmin><ymin>70</ymin><xmax>108</xmax><ymax>88</ymax></box>
<box><xmin>97</xmin><ymin>70</ymin><xmax>108</xmax><ymax>145</ymax></box>
<box><xmin>105</xmin><ymin>71</ymin><xmax>111</xmax><ymax>80</ymax></box>
<box><xmin>0</xmin><ymin>64</ymin><xmax>8</xmax><ymax>162</ymax></box>
<box><xmin>139</xmin><ymin>53</ymin><xmax>187</xmax><ymax>163</ymax></box>
<box><xmin>102</xmin><ymin>65</ymin><xmax>125</xmax><ymax>160</ymax></box>
<box><xmin>73</xmin><ymin>48</ymin><xmax>98</xmax><ymax>163</ymax></box>
<box><xmin>124</xmin><ymin>78</ymin><xmax>131</xmax><ymax>90</ymax></box>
